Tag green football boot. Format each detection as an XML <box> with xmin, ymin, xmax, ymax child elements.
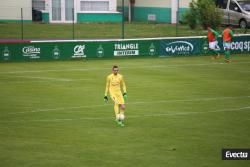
<box><xmin>120</xmin><ymin>121</ymin><xmax>125</xmax><ymax>127</ymax></box>
<box><xmin>115</xmin><ymin>119</ymin><xmax>121</xmax><ymax>126</ymax></box>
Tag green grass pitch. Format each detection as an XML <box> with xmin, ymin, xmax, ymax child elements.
<box><xmin>0</xmin><ymin>55</ymin><xmax>250</xmax><ymax>167</ymax></box>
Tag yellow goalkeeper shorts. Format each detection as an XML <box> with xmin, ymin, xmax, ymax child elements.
<box><xmin>110</xmin><ymin>92</ymin><xmax>124</xmax><ymax>105</ymax></box>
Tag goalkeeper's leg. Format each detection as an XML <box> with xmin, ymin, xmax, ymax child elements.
<box><xmin>114</xmin><ymin>103</ymin><xmax>120</xmax><ymax>122</ymax></box>
<box><xmin>113</xmin><ymin>93</ymin><xmax>126</xmax><ymax>126</ymax></box>
<box><xmin>110</xmin><ymin>94</ymin><xmax>120</xmax><ymax>125</ymax></box>
<box><xmin>119</xmin><ymin>104</ymin><xmax>125</xmax><ymax>126</ymax></box>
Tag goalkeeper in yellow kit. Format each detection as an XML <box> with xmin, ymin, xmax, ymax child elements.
<box><xmin>104</xmin><ymin>65</ymin><xmax>127</xmax><ymax>127</ymax></box>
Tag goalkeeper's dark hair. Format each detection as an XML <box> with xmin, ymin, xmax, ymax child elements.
<box><xmin>113</xmin><ymin>65</ymin><xmax>118</xmax><ymax>69</ymax></box>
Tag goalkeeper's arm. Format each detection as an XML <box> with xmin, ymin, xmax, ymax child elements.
<box><xmin>121</xmin><ymin>76</ymin><xmax>127</xmax><ymax>101</ymax></box>
<box><xmin>104</xmin><ymin>76</ymin><xmax>110</xmax><ymax>103</ymax></box>
<box><xmin>123</xmin><ymin>92</ymin><xmax>127</xmax><ymax>101</ymax></box>
<box><xmin>104</xmin><ymin>95</ymin><xmax>108</xmax><ymax>103</ymax></box>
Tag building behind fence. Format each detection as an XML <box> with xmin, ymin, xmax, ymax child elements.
<box><xmin>0</xmin><ymin>0</ymin><xmax>189</xmax><ymax>23</ymax></box>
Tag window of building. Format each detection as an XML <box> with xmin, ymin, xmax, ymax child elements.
<box><xmin>80</xmin><ymin>1</ymin><xmax>109</xmax><ymax>11</ymax></box>
<box><xmin>32</xmin><ymin>0</ymin><xmax>46</xmax><ymax>11</ymax></box>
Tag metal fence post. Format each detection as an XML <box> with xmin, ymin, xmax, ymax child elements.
<box><xmin>72</xmin><ymin>8</ymin><xmax>75</xmax><ymax>40</ymax></box>
<box><xmin>176</xmin><ymin>11</ymin><xmax>179</xmax><ymax>37</ymax></box>
<box><xmin>176</xmin><ymin>0</ymin><xmax>179</xmax><ymax>37</ymax></box>
<box><xmin>121</xmin><ymin>0</ymin><xmax>125</xmax><ymax>39</ymax></box>
<box><xmin>21</xmin><ymin>8</ymin><xmax>24</xmax><ymax>40</ymax></box>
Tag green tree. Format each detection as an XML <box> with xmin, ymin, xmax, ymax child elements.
<box><xmin>183</xmin><ymin>0</ymin><xmax>198</xmax><ymax>29</ymax></box>
<box><xmin>184</xmin><ymin>0</ymin><xmax>222</xmax><ymax>29</ymax></box>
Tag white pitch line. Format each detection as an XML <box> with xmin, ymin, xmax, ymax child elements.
<box><xmin>8</xmin><ymin>104</ymin><xmax>114</xmax><ymax>115</ymax></box>
<box><xmin>129</xmin><ymin>106</ymin><xmax>250</xmax><ymax>118</ymax></box>
<box><xmin>130</xmin><ymin>96</ymin><xmax>250</xmax><ymax>105</ymax></box>
<box><xmin>0</xmin><ymin>67</ymin><xmax>111</xmax><ymax>74</ymax></box>
<box><xmin>1</xmin><ymin>75</ymin><xmax>92</xmax><ymax>82</ymax></box>
<box><xmin>0</xmin><ymin>78</ymin><xmax>91</xmax><ymax>84</ymax></box>
<box><xmin>7</xmin><ymin>95</ymin><xmax>250</xmax><ymax>115</ymax></box>
<box><xmin>13</xmin><ymin>75</ymin><xmax>73</xmax><ymax>82</ymax></box>
<box><xmin>32</xmin><ymin>104</ymin><xmax>113</xmax><ymax>113</ymax></box>
<box><xmin>240</xmin><ymin>71</ymin><xmax>250</xmax><ymax>73</ymax></box>
<box><xmin>0</xmin><ymin>61</ymin><xmax>250</xmax><ymax>74</ymax></box>
<box><xmin>0</xmin><ymin>106</ymin><xmax>249</xmax><ymax>123</ymax></box>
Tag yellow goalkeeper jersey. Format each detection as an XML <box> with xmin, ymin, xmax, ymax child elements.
<box><xmin>105</xmin><ymin>73</ymin><xmax>126</xmax><ymax>96</ymax></box>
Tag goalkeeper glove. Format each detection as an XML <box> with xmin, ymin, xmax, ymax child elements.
<box><xmin>123</xmin><ymin>92</ymin><xmax>128</xmax><ymax>101</ymax></box>
<box><xmin>104</xmin><ymin>96</ymin><xmax>108</xmax><ymax>103</ymax></box>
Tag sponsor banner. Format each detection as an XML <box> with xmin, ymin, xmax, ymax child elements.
<box><xmin>22</xmin><ymin>46</ymin><xmax>41</xmax><ymax>59</ymax></box>
<box><xmin>112</xmin><ymin>41</ymin><xmax>158</xmax><ymax>57</ymax></box>
<box><xmin>0</xmin><ymin>42</ymin><xmax>88</xmax><ymax>61</ymax></box>
<box><xmin>114</xmin><ymin>43</ymin><xmax>139</xmax><ymax>56</ymax></box>
<box><xmin>86</xmin><ymin>40</ymin><xmax>159</xmax><ymax>59</ymax></box>
<box><xmin>114</xmin><ymin>50</ymin><xmax>139</xmax><ymax>56</ymax></box>
<box><xmin>72</xmin><ymin>45</ymin><xmax>86</xmax><ymax>58</ymax></box>
<box><xmin>0</xmin><ymin>35</ymin><xmax>249</xmax><ymax>62</ymax></box>
<box><xmin>229</xmin><ymin>36</ymin><xmax>250</xmax><ymax>53</ymax></box>
<box><xmin>201</xmin><ymin>35</ymin><xmax>250</xmax><ymax>54</ymax></box>
<box><xmin>160</xmin><ymin>38</ymin><xmax>203</xmax><ymax>56</ymax></box>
